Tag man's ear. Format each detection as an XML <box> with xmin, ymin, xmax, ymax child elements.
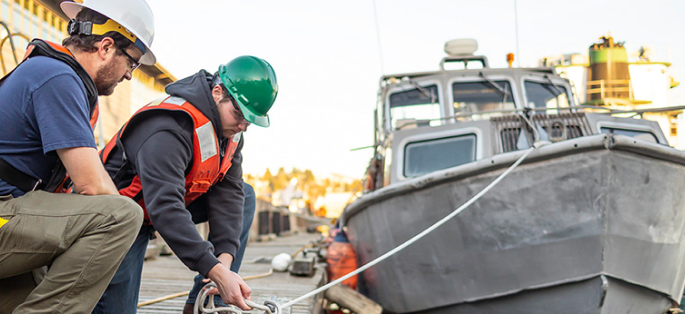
<box><xmin>211</xmin><ymin>84</ymin><xmax>224</xmax><ymax>104</ymax></box>
<box><xmin>97</xmin><ymin>37</ymin><xmax>116</xmax><ymax>61</ymax></box>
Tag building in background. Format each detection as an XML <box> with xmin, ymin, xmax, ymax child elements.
<box><xmin>0</xmin><ymin>0</ymin><xmax>175</xmax><ymax>147</ymax></box>
<box><xmin>540</xmin><ymin>34</ymin><xmax>683</xmax><ymax>148</ymax></box>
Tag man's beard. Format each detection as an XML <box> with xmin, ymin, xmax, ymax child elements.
<box><xmin>94</xmin><ymin>59</ymin><xmax>121</xmax><ymax>96</ymax></box>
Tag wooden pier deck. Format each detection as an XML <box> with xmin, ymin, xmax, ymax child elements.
<box><xmin>138</xmin><ymin>232</ymin><xmax>326</xmax><ymax>314</ymax></box>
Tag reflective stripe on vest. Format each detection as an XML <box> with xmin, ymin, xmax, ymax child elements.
<box><xmin>100</xmin><ymin>96</ymin><xmax>240</xmax><ymax>223</ymax></box>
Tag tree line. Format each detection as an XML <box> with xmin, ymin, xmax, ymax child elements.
<box><xmin>244</xmin><ymin>167</ymin><xmax>361</xmax><ymax>204</ymax></box>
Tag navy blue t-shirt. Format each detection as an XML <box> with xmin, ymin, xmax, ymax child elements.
<box><xmin>0</xmin><ymin>56</ymin><xmax>96</xmax><ymax>196</ymax></box>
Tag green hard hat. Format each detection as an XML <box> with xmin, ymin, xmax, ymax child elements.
<box><xmin>218</xmin><ymin>56</ymin><xmax>278</xmax><ymax>127</ymax></box>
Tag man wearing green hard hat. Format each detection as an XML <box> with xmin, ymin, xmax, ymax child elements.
<box><xmin>218</xmin><ymin>57</ymin><xmax>277</xmax><ymax>128</ymax></box>
<box><xmin>96</xmin><ymin>56</ymin><xmax>278</xmax><ymax>313</ymax></box>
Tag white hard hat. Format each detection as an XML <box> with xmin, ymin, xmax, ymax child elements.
<box><xmin>60</xmin><ymin>0</ymin><xmax>156</xmax><ymax>65</ymax></box>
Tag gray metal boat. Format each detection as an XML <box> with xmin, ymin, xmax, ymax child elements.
<box><xmin>340</xmin><ymin>39</ymin><xmax>685</xmax><ymax>314</ymax></box>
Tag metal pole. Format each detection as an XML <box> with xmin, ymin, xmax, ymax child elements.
<box><xmin>514</xmin><ymin>0</ymin><xmax>521</xmax><ymax>68</ymax></box>
<box><xmin>371</xmin><ymin>0</ymin><xmax>385</xmax><ymax>74</ymax></box>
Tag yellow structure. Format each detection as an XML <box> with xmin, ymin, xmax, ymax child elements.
<box><xmin>543</xmin><ymin>36</ymin><xmax>683</xmax><ymax>148</ymax></box>
<box><xmin>0</xmin><ymin>0</ymin><xmax>176</xmax><ymax>146</ymax></box>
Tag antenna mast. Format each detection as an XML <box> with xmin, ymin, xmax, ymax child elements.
<box><xmin>514</xmin><ymin>0</ymin><xmax>521</xmax><ymax>67</ymax></box>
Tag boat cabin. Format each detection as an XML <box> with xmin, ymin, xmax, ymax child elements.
<box><xmin>366</xmin><ymin>39</ymin><xmax>668</xmax><ymax>190</ymax></box>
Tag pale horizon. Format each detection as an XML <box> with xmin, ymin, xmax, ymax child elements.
<box><xmin>145</xmin><ymin>0</ymin><xmax>685</xmax><ymax>178</ymax></box>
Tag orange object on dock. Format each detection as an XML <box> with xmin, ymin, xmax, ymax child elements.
<box><xmin>326</xmin><ymin>230</ymin><xmax>358</xmax><ymax>289</ymax></box>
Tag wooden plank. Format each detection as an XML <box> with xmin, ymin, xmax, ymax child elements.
<box><xmin>324</xmin><ymin>284</ymin><xmax>382</xmax><ymax>314</ymax></box>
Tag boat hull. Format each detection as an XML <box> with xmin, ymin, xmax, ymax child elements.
<box><xmin>411</xmin><ymin>276</ymin><xmax>672</xmax><ymax>314</ymax></box>
<box><xmin>344</xmin><ymin>136</ymin><xmax>685</xmax><ymax>313</ymax></box>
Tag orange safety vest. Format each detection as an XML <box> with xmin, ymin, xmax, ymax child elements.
<box><xmin>100</xmin><ymin>96</ymin><xmax>241</xmax><ymax>222</ymax></box>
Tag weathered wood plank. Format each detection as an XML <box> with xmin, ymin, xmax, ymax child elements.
<box><xmin>325</xmin><ymin>284</ymin><xmax>382</xmax><ymax>314</ymax></box>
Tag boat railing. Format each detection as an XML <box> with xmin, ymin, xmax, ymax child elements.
<box><xmin>391</xmin><ymin>105</ymin><xmax>683</xmax><ymax>151</ymax></box>
<box><xmin>586</xmin><ymin>79</ymin><xmax>633</xmax><ymax>100</ymax></box>
<box><xmin>392</xmin><ymin>107</ymin><xmax>593</xmax><ymax>131</ymax></box>
<box><xmin>492</xmin><ymin>113</ymin><xmax>594</xmax><ymax>153</ymax></box>
<box><xmin>394</xmin><ymin>105</ymin><xmax>685</xmax><ymax>131</ymax></box>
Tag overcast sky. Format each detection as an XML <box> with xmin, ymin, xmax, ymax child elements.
<box><xmin>144</xmin><ymin>0</ymin><xmax>685</xmax><ymax>178</ymax></box>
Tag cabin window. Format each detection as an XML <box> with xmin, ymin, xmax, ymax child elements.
<box><xmin>452</xmin><ymin>81</ymin><xmax>515</xmax><ymax>120</ymax></box>
<box><xmin>524</xmin><ymin>81</ymin><xmax>570</xmax><ymax>110</ymax></box>
<box><xmin>403</xmin><ymin>134</ymin><xmax>476</xmax><ymax>178</ymax></box>
<box><xmin>443</xmin><ymin>59</ymin><xmax>486</xmax><ymax>70</ymax></box>
<box><xmin>600</xmin><ymin>127</ymin><xmax>658</xmax><ymax>143</ymax></box>
<box><xmin>389</xmin><ymin>84</ymin><xmax>441</xmax><ymax>129</ymax></box>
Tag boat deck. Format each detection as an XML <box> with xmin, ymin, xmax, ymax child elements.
<box><xmin>137</xmin><ymin>232</ymin><xmax>326</xmax><ymax>314</ymax></box>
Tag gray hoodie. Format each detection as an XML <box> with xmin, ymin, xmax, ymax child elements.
<box><xmin>103</xmin><ymin>70</ymin><xmax>244</xmax><ymax>276</ymax></box>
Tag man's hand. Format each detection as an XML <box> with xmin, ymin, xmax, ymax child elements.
<box><xmin>206</xmin><ymin>262</ymin><xmax>252</xmax><ymax>310</ymax></box>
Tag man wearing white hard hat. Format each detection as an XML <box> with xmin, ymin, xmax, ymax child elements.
<box><xmin>0</xmin><ymin>0</ymin><xmax>156</xmax><ymax>313</ymax></box>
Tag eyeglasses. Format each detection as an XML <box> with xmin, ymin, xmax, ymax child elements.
<box><xmin>232</xmin><ymin>104</ymin><xmax>250</xmax><ymax>126</ymax></box>
<box><xmin>228</xmin><ymin>94</ymin><xmax>250</xmax><ymax>126</ymax></box>
<box><xmin>117</xmin><ymin>47</ymin><xmax>141</xmax><ymax>72</ymax></box>
<box><xmin>219</xmin><ymin>86</ymin><xmax>250</xmax><ymax>125</ymax></box>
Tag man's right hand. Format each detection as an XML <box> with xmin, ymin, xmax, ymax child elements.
<box><xmin>206</xmin><ymin>262</ymin><xmax>252</xmax><ymax>310</ymax></box>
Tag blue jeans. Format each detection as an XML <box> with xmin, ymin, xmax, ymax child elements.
<box><xmin>92</xmin><ymin>182</ymin><xmax>256</xmax><ymax>314</ymax></box>
<box><xmin>185</xmin><ymin>183</ymin><xmax>256</xmax><ymax>306</ymax></box>
<box><xmin>91</xmin><ymin>225</ymin><xmax>153</xmax><ymax>314</ymax></box>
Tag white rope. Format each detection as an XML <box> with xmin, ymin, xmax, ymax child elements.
<box><xmin>281</xmin><ymin>146</ymin><xmax>537</xmax><ymax>309</ymax></box>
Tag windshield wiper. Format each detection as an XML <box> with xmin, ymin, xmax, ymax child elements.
<box><xmin>479</xmin><ymin>72</ymin><xmax>510</xmax><ymax>98</ymax></box>
<box><xmin>479</xmin><ymin>72</ymin><xmax>510</xmax><ymax>110</ymax></box>
<box><xmin>544</xmin><ymin>75</ymin><xmax>564</xmax><ymax>110</ymax></box>
<box><xmin>408</xmin><ymin>79</ymin><xmax>437</xmax><ymax>104</ymax></box>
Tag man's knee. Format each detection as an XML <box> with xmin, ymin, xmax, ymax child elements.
<box><xmin>100</xmin><ymin>196</ymin><xmax>143</xmax><ymax>231</ymax></box>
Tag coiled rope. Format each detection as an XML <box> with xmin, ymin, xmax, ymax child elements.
<box><xmin>194</xmin><ymin>282</ymin><xmax>281</xmax><ymax>314</ymax></box>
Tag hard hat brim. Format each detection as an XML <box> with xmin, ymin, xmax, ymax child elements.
<box><xmin>60</xmin><ymin>1</ymin><xmax>156</xmax><ymax>65</ymax></box>
<box><xmin>238</xmin><ymin>102</ymin><xmax>270</xmax><ymax>127</ymax></box>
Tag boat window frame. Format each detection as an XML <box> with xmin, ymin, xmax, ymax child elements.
<box><xmin>596</xmin><ymin>121</ymin><xmax>661</xmax><ymax>144</ymax></box>
<box><xmin>383</xmin><ymin>140</ymin><xmax>393</xmax><ymax>187</ymax></box>
<box><xmin>519</xmin><ymin>75</ymin><xmax>576</xmax><ymax>110</ymax></box>
<box><xmin>395</xmin><ymin>127</ymin><xmax>483</xmax><ymax>181</ymax></box>
<box><xmin>447</xmin><ymin>75</ymin><xmax>521</xmax><ymax>119</ymax></box>
<box><xmin>384</xmin><ymin>78</ymin><xmax>444</xmax><ymax>132</ymax></box>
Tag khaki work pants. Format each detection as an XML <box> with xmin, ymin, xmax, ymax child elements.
<box><xmin>0</xmin><ymin>191</ymin><xmax>142</xmax><ymax>314</ymax></box>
